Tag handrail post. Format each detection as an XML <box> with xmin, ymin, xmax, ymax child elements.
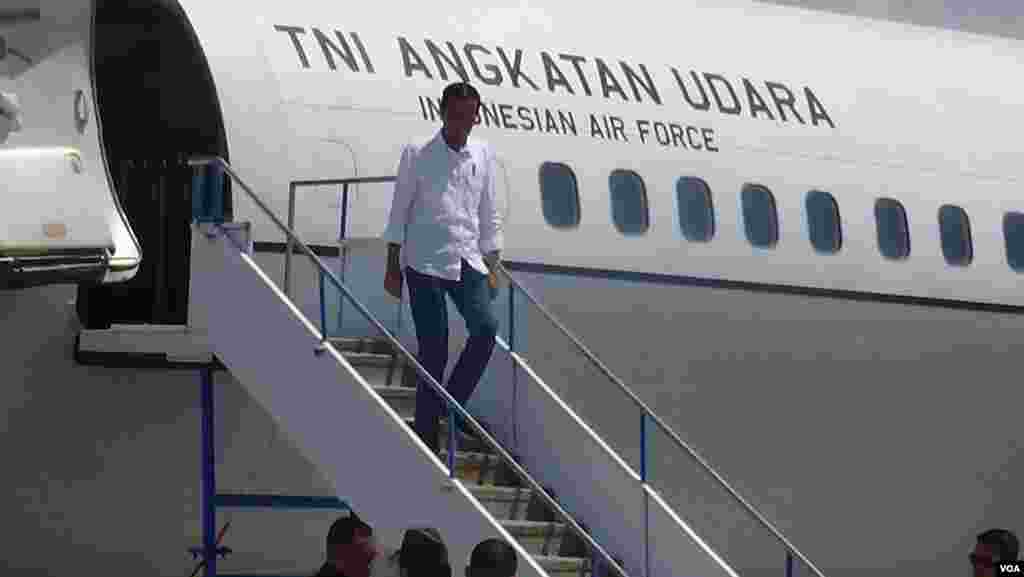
<box><xmin>337</xmin><ymin>182</ymin><xmax>349</xmax><ymax>335</ymax></box>
<box><xmin>508</xmin><ymin>281</ymin><xmax>518</xmax><ymax>449</ymax></box>
<box><xmin>447</xmin><ymin>404</ymin><xmax>456</xmax><ymax>477</ymax></box>
<box><xmin>786</xmin><ymin>551</ymin><xmax>794</xmax><ymax>577</ymax></box>
<box><xmin>319</xmin><ymin>270</ymin><xmax>327</xmax><ymax>343</ymax></box>
<box><xmin>507</xmin><ymin>279</ymin><xmax>515</xmax><ymax>352</ymax></box>
<box><xmin>200</xmin><ymin>367</ymin><xmax>217</xmax><ymax>577</ymax></box>
<box><xmin>641</xmin><ymin>412</ymin><xmax>649</xmax><ymax>577</ymax></box>
<box><xmin>640</xmin><ymin>413</ymin><xmax>647</xmax><ymax>483</ymax></box>
<box><xmin>339</xmin><ymin>182</ymin><xmax>349</xmax><ymax>242</ymax></box>
<box><xmin>284</xmin><ymin>183</ymin><xmax>296</xmax><ymax>298</ymax></box>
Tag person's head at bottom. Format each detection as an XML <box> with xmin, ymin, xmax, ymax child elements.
<box><xmin>396</xmin><ymin>527</ymin><xmax>451</xmax><ymax>577</ymax></box>
<box><xmin>324</xmin><ymin>513</ymin><xmax>378</xmax><ymax>577</ymax></box>
<box><xmin>970</xmin><ymin>528</ymin><xmax>1019</xmax><ymax>577</ymax></box>
<box><xmin>466</xmin><ymin>538</ymin><xmax>517</xmax><ymax>577</ymax></box>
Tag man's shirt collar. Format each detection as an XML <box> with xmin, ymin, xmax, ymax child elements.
<box><xmin>433</xmin><ymin>129</ymin><xmax>473</xmax><ymax>158</ymax></box>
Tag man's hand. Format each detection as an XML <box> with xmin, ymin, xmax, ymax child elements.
<box><xmin>487</xmin><ymin>269</ymin><xmax>500</xmax><ymax>296</ymax></box>
<box><xmin>487</xmin><ymin>264</ymin><xmax>505</xmax><ymax>289</ymax></box>
<box><xmin>384</xmin><ymin>243</ymin><xmax>403</xmax><ymax>299</ymax></box>
<box><xmin>485</xmin><ymin>251</ymin><xmax>505</xmax><ymax>296</ymax></box>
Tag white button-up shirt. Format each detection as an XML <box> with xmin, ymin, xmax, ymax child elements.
<box><xmin>382</xmin><ymin>130</ymin><xmax>504</xmax><ymax>281</ymax></box>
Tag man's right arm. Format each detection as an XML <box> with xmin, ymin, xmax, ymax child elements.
<box><xmin>382</xmin><ymin>144</ymin><xmax>417</xmax><ymax>251</ymax></box>
<box><xmin>382</xmin><ymin>145</ymin><xmax>416</xmax><ymax>296</ymax></box>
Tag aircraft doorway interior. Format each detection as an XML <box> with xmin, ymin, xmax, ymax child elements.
<box><xmin>77</xmin><ymin>0</ymin><xmax>228</xmax><ymax>329</ymax></box>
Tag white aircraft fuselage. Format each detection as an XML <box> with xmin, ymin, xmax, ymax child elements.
<box><xmin>1</xmin><ymin>0</ymin><xmax>1020</xmax><ymax>575</ymax></box>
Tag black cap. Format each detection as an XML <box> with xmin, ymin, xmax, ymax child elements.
<box><xmin>327</xmin><ymin>511</ymin><xmax>372</xmax><ymax>547</ymax></box>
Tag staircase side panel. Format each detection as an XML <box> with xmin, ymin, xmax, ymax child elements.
<box><xmin>189</xmin><ymin>225</ymin><xmax>548</xmax><ymax>577</ymax></box>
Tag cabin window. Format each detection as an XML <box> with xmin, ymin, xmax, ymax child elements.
<box><xmin>1004</xmin><ymin>212</ymin><xmax>1024</xmax><ymax>271</ymax></box>
<box><xmin>875</xmin><ymin>198</ymin><xmax>910</xmax><ymax>260</ymax></box>
<box><xmin>741</xmin><ymin>184</ymin><xmax>778</xmax><ymax>248</ymax></box>
<box><xmin>805</xmin><ymin>190</ymin><xmax>841</xmax><ymax>254</ymax></box>
<box><xmin>609</xmin><ymin>169</ymin><xmax>649</xmax><ymax>235</ymax></box>
<box><xmin>539</xmin><ymin>162</ymin><xmax>580</xmax><ymax>229</ymax></box>
<box><xmin>676</xmin><ymin>177</ymin><xmax>715</xmax><ymax>242</ymax></box>
<box><xmin>938</xmin><ymin>205</ymin><xmax>972</xmax><ymax>266</ymax></box>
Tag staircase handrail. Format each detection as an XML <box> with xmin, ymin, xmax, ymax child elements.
<box><xmin>187</xmin><ymin>156</ymin><xmax>630</xmax><ymax>577</ymax></box>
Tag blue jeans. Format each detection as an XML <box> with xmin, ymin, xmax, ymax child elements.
<box><xmin>405</xmin><ymin>259</ymin><xmax>498</xmax><ymax>452</ymax></box>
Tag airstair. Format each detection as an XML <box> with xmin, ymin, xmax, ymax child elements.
<box><xmin>185</xmin><ymin>157</ymin><xmax>828</xmax><ymax>577</ymax></box>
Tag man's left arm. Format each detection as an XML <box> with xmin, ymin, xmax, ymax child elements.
<box><xmin>478</xmin><ymin>147</ymin><xmax>505</xmax><ymax>284</ymax></box>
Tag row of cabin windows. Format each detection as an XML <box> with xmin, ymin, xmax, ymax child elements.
<box><xmin>538</xmin><ymin>161</ymin><xmax>1024</xmax><ymax>270</ymax></box>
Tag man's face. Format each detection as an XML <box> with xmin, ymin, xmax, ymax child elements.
<box><xmin>970</xmin><ymin>543</ymin><xmax>998</xmax><ymax>577</ymax></box>
<box><xmin>442</xmin><ymin>96</ymin><xmax>479</xmax><ymax>144</ymax></box>
<box><xmin>333</xmin><ymin>529</ymin><xmax>378</xmax><ymax>577</ymax></box>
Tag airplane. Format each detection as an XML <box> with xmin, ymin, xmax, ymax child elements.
<box><xmin>1</xmin><ymin>0</ymin><xmax>1021</xmax><ymax>576</ymax></box>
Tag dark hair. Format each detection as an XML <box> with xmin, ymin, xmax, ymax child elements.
<box><xmin>440</xmin><ymin>82</ymin><xmax>480</xmax><ymax>112</ymax></box>
<box><xmin>978</xmin><ymin>528</ymin><xmax>1020</xmax><ymax>562</ymax></box>
<box><xmin>326</xmin><ymin>512</ymin><xmax>372</xmax><ymax>547</ymax></box>
<box><xmin>396</xmin><ymin>528</ymin><xmax>451</xmax><ymax>577</ymax></box>
<box><xmin>468</xmin><ymin>538</ymin><xmax>517</xmax><ymax>577</ymax></box>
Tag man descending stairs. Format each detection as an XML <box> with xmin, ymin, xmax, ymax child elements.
<box><xmin>331</xmin><ymin>336</ymin><xmax>606</xmax><ymax>577</ymax></box>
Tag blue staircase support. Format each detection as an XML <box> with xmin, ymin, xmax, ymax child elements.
<box><xmin>190</xmin><ymin>364</ymin><xmax>352</xmax><ymax>577</ymax></box>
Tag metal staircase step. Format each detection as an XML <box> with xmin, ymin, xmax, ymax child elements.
<box><xmin>398</xmin><ymin>416</ymin><xmax>492</xmax><ymax>454</ymax></box>
<box><xmin>535</xmin><ymin>555</ymin><xmax>592</xmax><ymax>577</ymax></box>
<box><xmin>329</xmin><ymin>336</ymin><xmax>396</xmax><ymax>355</ymax></box>
<box><xmin>465</xmin><ymin>484</ymin><xmax>534</xmax><ymax>521</ymax></box>
<box><xmin>342</xmin><ymin>351</ymin><xmax>407</xmax><ymax>389</ymax></box>
<box><xmin>335</xmin><ymin>340</ymin><xmax>410</xmax><ymax>389</ymax></box>
<box><xmin>342</xmin><ymin>351</ymin><xmax>396</xmax><ymax>368</ymax></box>
<box><xmin>440</xmin><ymin>450</ymin><xmax>509</xmax><ymax>485</ymax></box>
<box><xmin>374</xmin><ymin>386</ymin><xmax>416</xmax><ymax>419</ymax></box>
<box><xmin>500</xmin><ymin>520</ymin><xmax>570</xmax><ymax>557</ymax></box>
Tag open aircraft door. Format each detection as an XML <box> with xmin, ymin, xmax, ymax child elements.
<box><xmin>0</xmin><ymin>146</ymin><xmax>138</xmax><ymax>288</ymax></box>
<box><xmin>0</xmin><ymin>4</ymin><xmax>142</xmax><ymax>289</ymax></box>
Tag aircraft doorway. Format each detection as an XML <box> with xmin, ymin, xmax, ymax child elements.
<box><xmin>77</xmin><ymin>0</ymin><xmax>229</xmax><ymax>329</ymax></box>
